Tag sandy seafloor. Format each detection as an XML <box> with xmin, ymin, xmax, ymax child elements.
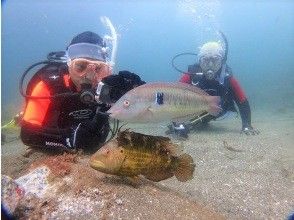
<box><xmin>1</xmin><ymin>109</ymin><xmax>294</xmax><ymax>220</ymax></box>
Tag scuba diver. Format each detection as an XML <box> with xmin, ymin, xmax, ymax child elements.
<box><xmin>167</xmin><ymin>32</ymin><xmax>259</xmax><ymax>138</ymax></box>
<box><xmin>20</xmin><ymin>28</ymin><xmax>145</xmax><ymax>151</ymax></box>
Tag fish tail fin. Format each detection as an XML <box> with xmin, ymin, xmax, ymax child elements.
<box><xmin>174</xmin><ymin>154</ymin><xmax>195</xmax><ymax>182</ymax></box>
<box><xmin>206</xmin><ymin>96</ymin><xmax>222</xmax><ymax>116</ymax></box>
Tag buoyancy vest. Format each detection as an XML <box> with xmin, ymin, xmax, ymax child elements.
<box><xmin>188</xmin><ymin>63</ymin><xmax>237</xmax><ymax>113</ymax></box>
<box><xmin>25</xmin><ymin>63</ymin><xmax>98</xmax><ymax>131</ymax></box>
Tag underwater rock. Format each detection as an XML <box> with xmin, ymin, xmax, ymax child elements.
<box><xmin>1</xmin><ymin>175</ymin><xmax>25</xmax><ymax>214</ymax></box>
<box><xmin>2</xmin><ymin>152</ymin><xmax>224</xmax><ymax>219</ymax></box>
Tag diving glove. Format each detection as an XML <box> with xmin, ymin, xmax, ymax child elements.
<box><xmin>241</xmin><ymin>126</ymin><xmax>259</xmax><ymax>135</ymax></box>
<box><xmin>70</xmin><ymin>111</ymin><xmax>110</xmax><ymax>150</ymax></box>
<box><xmin>99</xmin><ymin>71</ymin><xmax>145</xmax><ymax>104</ymax></box>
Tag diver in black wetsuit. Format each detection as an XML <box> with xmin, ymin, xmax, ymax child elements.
<box><xmin>20</xmin><ymin>31</ymin><xmax>145</xmax><ymax>152</ymax></box>
<box><xmin>168</xmin><ymin>34</ymin><xmax>259</xmax><ymax>138</ymax></box>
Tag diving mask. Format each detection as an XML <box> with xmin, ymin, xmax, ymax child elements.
<box><xmin>69</xmin><ymin>58</ymin><xmax>108</xmax><ymax>75</ymax></box>
<box><xmin>199</xmin><ymin>55</ymin><xmax>223</xmax><ymax>80</ymax></box>
<box><xmin>68</xmin><ymin>58</ymin><xmax>111</xmax><ymax>89</ymax></box>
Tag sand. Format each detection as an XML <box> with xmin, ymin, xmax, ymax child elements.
<box><xmin>1</xmin><ymin>110</ymin><xmax>294</xmax><ymax>219</ymax></box>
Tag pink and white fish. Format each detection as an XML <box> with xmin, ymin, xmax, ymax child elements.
<box><xmin>107</xmin><ymin>82</ymin><xmax>221</xmax><ymax>123</ymax></box>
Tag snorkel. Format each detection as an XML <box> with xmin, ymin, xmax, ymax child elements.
<box><xmin>218</xmin><ymin>31</ymin><xmax>228</xmax><ymax>63</ymax></box>
<box><xmin>94</xmin><ymin>16</ymin><xmax>118</xmax><ymax>104</ymax></box>
<box><xmin>217</xmin><ymin>31</ymin><xmax>229</xmax><ymax>84</ymax></box>
<box><xmin>100</xmin><ymin>16</ymin><xmax>118</xmax><ymax>70</ymax></box>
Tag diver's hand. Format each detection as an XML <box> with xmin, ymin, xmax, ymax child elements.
<box><xmin>71</xmin><ymin>111</ymin><xmax>110</xmax><ymax>149</ymax></box>
<box><xmin>101</xmin><ymin>71</ymin><xmax>145</xmax><ymax>103</ymax></box>
<box><xmin>118</xmin><ymin>70</ymin><xmax>146</xmax><ymax>87</ymax></box>
<box><xmin>88</xmin><ymin>111</ymin><xmax>110</xmax><ymax>132</ymax></box>
<box><xmin>241</xmin><ymin>126</ymin><xmax>260</xmax><ymax>135</ymax></box>
<box><xmin>102</xmin><ymin>71</ymin><xmax>145</xmax><ymax>89</ymax></box>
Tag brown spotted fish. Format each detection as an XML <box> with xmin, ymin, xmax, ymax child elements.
<box><xmin>90</xmin><ymin>130</ymin><xmax>195</xmax><ymax>182</ymax></box>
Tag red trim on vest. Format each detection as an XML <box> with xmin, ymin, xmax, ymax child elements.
<box><xmin>229</xmin><ymin>77</ymin><xmax>246</xmax><ymax>103</ymax></box>
<box><xmin>23</xmin><ymin>81</ymin><xmax>51</xmax><ymax>126</ymax></box>
<box><xmin>63</xmin><ymin>74</ymin><xmax>70</xmax><ymax>88</ymax></box>
<box><xmin>179</xmin><ymin>73</ymin><xmax>191</xmax><ymax>83</ymax></box>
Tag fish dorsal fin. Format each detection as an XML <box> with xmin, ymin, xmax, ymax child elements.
<box><xmin>161</xmin><ymin>140</ymin><xmax>183</xmax><ymax>156</ymax></box>
<box><xmin>117</xmin><ymin>130</ymin><xmax>132</xmax><ymax>148</ymax></box>
<box><xmin>116</xmin><ymin>130</ymin><xmax>182</xmax><ymax>155</ymax></box>
<box><xmin>117</xmin><ymin>130</ymin><xmax>150</xmax><ymax>149</ymax></box>
<box><xmin>138</xmin><ymin>82</ymin><xmax>210</xmax><ymax>96</ymax></box>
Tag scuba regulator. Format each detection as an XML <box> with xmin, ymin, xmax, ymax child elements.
<box><xmin>80</xmin><ymin>83</ymin><xmax>96</xmax><ymax>104</ymax></box>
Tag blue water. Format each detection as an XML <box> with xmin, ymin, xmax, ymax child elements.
<box><xmin>2</xmin><ymin>0</ymin><xmax>294</xmax><ymax>120</ymax></box>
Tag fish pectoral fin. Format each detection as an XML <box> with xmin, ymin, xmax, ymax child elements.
<box><xmin>144</xmin><ymin>170</ymin><xmax>174</xmax><ymax>182</ymax></box>
<box><xmin>146</xmin><ymin>104</ymin><xmax>153</xmax><ymax>110</ymax></box>
<box><xmin>135</xmin><ymin>106</ymin><xmax>153</xmax><ymax>121</ymax></box>
<box><xmin>138</xmin><ymin>106</ymin><xmax>154</xmax><ymax>121</ymax></box>
<box><xmin>146</xmin><ymin>106</ymin><xmax>155</xmax><ymax>114</ymax></box>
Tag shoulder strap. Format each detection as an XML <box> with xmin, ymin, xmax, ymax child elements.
<box><xmin>218</xmin><ymin>64</ymin><xmax>234</xmax><ymax>85</ymax></box>
<box><xmin>26</xmin><ymin>63</ymin><xmax>69</xmax><ymax>95</ymax></box>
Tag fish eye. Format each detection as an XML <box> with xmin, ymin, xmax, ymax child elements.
<box><xmin>120</xmin><ymin>149</ymin><xmax>124</xmax><ymax>153</ymax></box>
<box><xmin>123</xmin><ymin>100</ymin><xmax>130</xmax><ymax>108</ymax></box>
